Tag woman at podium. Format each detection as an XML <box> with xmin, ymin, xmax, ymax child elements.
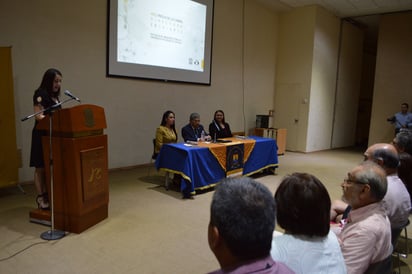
<box><xmin>29</xmin><ymin>68</ymin><xmax>63</xmax><ymax>210</ymax></box>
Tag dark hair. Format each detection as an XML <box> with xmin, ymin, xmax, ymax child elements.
<box><xmin>38</xmin><ymin>68</ymin><xmax>62</xmax><ymax>97</ymax></box>
<box><xmin>401</xmin><ymin>103</ymin><xmax>409</xmax><ymax>109</ymax></box>
<box><xmin>160</xmin><ymin>110</ymin><xmax>177</xmax><ymax>140</ymax></box>
<box><xmin>213</xmin><ymin>110</ymin><xmax>226</xmax><ymax>124</ymax></box>
<box><xmin>275</xmin><ymin>173</ymin><xmax>331</xmax><ymax>237</ymax></box>
<box><xmin>210</xmin><ymin>177</ymin><xmax>276</xmax><ymax>261</ymax></box>
<box><xmin>372</xmin><ymin>148</ymin><xmax>399</xmax><ymax>169</ymax></box>
<box><xmin>395</xmin><ymin>131</ymin><xmax>412</xmax><ymax>154</ymax></box>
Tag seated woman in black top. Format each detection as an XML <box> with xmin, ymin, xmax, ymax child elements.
<box><xmin>209</xmin><ymin>110</ymin><xmax>232</xmax><ymax>140</ymax></box>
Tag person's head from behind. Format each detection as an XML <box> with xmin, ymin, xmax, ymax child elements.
<box><xmin>341</xmin><ymin>161</ymin><xmax>387</xmax><ymax>210</ymax></box>
<box><xmin>364</xmin><ymin>143</ymin><xmax>399</xmax><ymax>173</ymax></box>
<box><xmin>393</xmin><ymin>131</ymin><xmax>412</xmax><ymax>155</ymax></box>
<box><xmin>161</xmin><ymin>110</ymin><xmax>175</xmax><ymax>128</ymax></box>
<box><xmin>214</xmin><ymin>110</ymin><xmax>225</xmax><ymax>123</ymax></box>
<box><xmin>40</xmin><ymin>68</ymin><xmax>62</xmax><ymax>96</ymax></box>
<box><xmin>208</xmin><ymin>177</ymin><xmax>276</xmax><ymax>266</ymax></box>
<box><xmin>189</xmin><ymin>112</ymin><xmax>201</xmax><ymax>128</ymax></box>
<box><xmin>401</xmin><ymin>103</ymin><xmax>409</xmax><ymax>114</ymax></box>
<box><xmin>275</xmin><ymin>172</ymin><xmax>330</xmax><ymax>237</ymax></box>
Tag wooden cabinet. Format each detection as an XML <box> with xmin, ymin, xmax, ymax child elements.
<box><xmin>0</xmin><ymin>47</ymin><xmax>19</xmax><ymax>189</ymax></box>
<box><xmin>254</xmin><ymin>128</ymin><xmax>287</xmax><ymax>155</ymax></box>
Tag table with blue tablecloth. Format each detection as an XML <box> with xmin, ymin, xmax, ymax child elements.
<box><xmin>155</xmin><ymin>136</ymin><xmax>278</xmax><ymax>195</ymax></box>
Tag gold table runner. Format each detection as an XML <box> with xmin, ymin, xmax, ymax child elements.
<box><xmin>197</xmin><ymin>138</ymin><xmax>256</xmax><ymax>172</ymax></box>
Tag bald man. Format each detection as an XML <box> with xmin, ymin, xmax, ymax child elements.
<box><xmin>364</xmin><ymin>143</ymin><xmax>411</xmax><ymax>229</ymax></box>
<box><xmin>332</xmin><ymin>143</ymin><xmax>410</xmax><ymax>230</ymax></box>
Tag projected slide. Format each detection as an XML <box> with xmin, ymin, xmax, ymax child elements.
<box><xmin>118</xmin><ymin>0</ymin><xmax>206</xmax><ymax>72</ymax></box>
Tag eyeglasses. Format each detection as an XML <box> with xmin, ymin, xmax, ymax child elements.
<box><xmin>343</xmin><ymin>177</ymin><xmax>367</xmax><ymax>185</ymax></box>
<box><xmin>343</xmin><ymin>172</ymin><xmax>367</xmax><ymax>185</ymax></box>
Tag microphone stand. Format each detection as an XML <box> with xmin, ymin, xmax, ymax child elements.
<box><xmin>21</xmin><ymin>97</ymin><xmax>78</xmax><ymax>240</ymax></box>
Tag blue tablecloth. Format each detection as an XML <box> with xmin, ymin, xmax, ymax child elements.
<box><xmin>155</xmin><ymin>136</ymin><xmax>278</xmax><ymax>194</ymax></box>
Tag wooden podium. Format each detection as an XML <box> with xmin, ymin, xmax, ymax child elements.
<box><xmin>29</xmin><ymin>104</ymin><xmax>109</xmax><ymax>233</ymax></box>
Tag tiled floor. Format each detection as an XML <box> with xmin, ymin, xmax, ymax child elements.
<box><xmin>0</xmin><ymin>148</ymin><xmax>411</xmax><ymax>273</ymax></box>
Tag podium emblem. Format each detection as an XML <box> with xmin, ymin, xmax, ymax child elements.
<box><xmin>83</xmin><ymin>108</ymin><xmax>95</xmax><ymax>128</ymax></box>
<box><xmin>80</xmin><ymin>146</ymin><xmax>107</xmax><ymax>201</ymax></box>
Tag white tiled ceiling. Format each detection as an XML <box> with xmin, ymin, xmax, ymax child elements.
<box><xmin>257</xmin><ymin>0</ymin><xmax>412</xmax><ymax>18</ymax></box>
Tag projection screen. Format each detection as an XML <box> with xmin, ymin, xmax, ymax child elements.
<box><xmin>107</xmin><ymin>0</ymin><xmax>214</xmax><ymax>85</ymax></box>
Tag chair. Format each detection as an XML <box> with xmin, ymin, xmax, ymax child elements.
<box><xmin>148</xmin><ymin>139</ymin><xmax>157</xmax><ymax>176</ymax></box>
<box><xmin>149</xmin><ymin>138</ymin><xmax>171</xmax><ymax>190</ymax></box>
<box><xmin>364</xmin><ymin>255</ymin><xmax>392</xmax><ymax>274</ymax></box>
<box><xmin>164</xmin><ymin>172</ymin><xmax>171</xmax><ymax>191</ymax></box>
<box><xmin>392</xmin><ymin>220</ymin><xmax>410</xmax><ymax>274</ymax></box>
<box><xmin>151</xmin><ymin>138</ymin><xmax>158</xmax><ymax>161</ymax></box>
<box><xmin>231</xmin><ymin>131</ymin><xmax>245</xmax><ymax>136</ymax></box>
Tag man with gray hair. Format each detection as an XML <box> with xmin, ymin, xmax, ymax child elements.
<box><xmin>364</xmin><ymin>143</ymin><xmax>411</xmax><ymax>229</ymax></box>
<box><xmin>207</xmin><ymin>177</ymin><xmax>293</xmax><ymax>274</ymax></box>
<box><xmin>338</xmin><ymin>161</ymin><xmax>392</xmax><ymax>273</ymax></box>
<box><xmin>181</xmin><ymin>112</ymin><xmax>211</xmax><ymax>142</ymax></box>
<box><xmin>393</xmin><ymin>130</ymin><xmax>412</xmax><ymax>202</ymax></box>
<box><xmin>331</xmin><ymin>143</ymin><xmax>411</xmax><ymax>230</ymax></box>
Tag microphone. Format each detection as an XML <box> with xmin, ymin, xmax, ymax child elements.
<box><xmin>213</xmin><ymin>120</ymin><xmax>220</xmax><ymax>131</ymax></box>
<box><xmin>387</xmin><ymin>116</ymin><xmax>396</xmax><ymax>123</ymax></box>
<box><xmin>64</xmin><ymin>90</ymin><xmax>81</xmax><ymax>102</ymax></box>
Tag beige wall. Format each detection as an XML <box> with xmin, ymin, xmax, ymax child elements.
<box><xmin>274</xmin><ymin>6</ymin><xmax>316</xmax><ymax>152</ymax></box>
<box><xmin>2</xmin><ymin>0</ymin><xmax>410</xmax><ymax>182</ymax></box>
<box><xmin>307</xmin><ymin>6</ymin><xmax>340</xmax><ymax>151</ymax></box>
<box><xmin>244</xmin><ymin>1</ymin><xmax>278</xmax><ymax>134</ymax></box>
<box><xmin>275</xmin><ymin>6</ymin><xmax>364</xmax><ymax>152</ymax></box>
<box><xmin>331</xmin><ymin>21</ymin><xmax>364</xmax><ymax>148</ymax></box>
<box><xmin>0</xmin><ymin>0</ymin><xmax>279</xmax><ymax>182</ymax></box>
<box><xmin>275</xmin><ymin>6</ymin><xmax>350</xmax><ymax>152</ymax></box>
<box><xmin>369</xmin><ymin>11</ymin><xmax>412</xmax><ymax>145</ymax></box>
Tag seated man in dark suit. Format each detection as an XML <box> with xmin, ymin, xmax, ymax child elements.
<box><xmin>181</xmin><ymin>112</ymin><xmax>210</xmax><ymax>142</ymax></box>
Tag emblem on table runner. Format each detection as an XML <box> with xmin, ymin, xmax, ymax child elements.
<box><xmin>226</xmin><ymin>143</ymin><xmax>244</xmax><ymax>177</ymax></box>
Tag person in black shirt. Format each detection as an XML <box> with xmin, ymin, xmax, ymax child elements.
<box><xmin>209</xmin><ymin>110</ymin><xmax>232</xmax><ymax>140</ymax></box>
<box><xmin>29</xmin><ymin>68</ymin><xmax>63</xmax><ymax>210</ymax></box>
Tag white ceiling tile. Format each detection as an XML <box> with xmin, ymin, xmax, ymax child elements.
<box><xmin>266</xmin><ymin>0</ymin><xmax>412</xmax><ymax>17</ymax></box>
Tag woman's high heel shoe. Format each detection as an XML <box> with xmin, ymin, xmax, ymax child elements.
<box><xmin>36</xmin><ymin>194</ymin><xmax>50</xmax><ymax>210</ymax></box>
